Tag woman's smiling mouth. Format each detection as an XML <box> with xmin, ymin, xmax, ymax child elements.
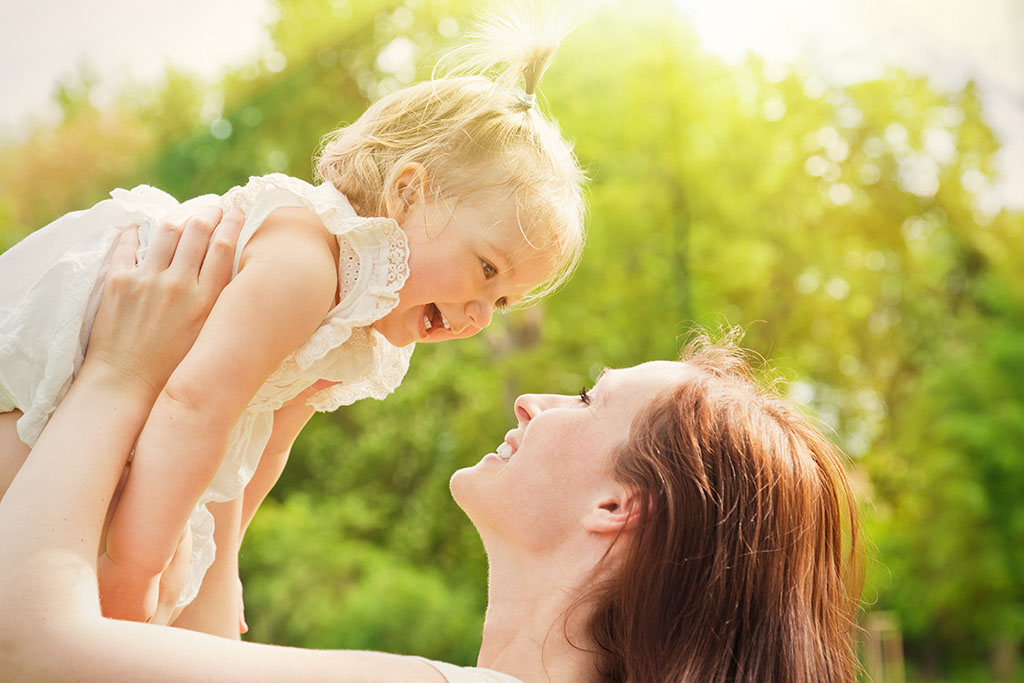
<box><xmin>496</xmin><ymin>431</ymin><xmax>519</xmax><ymax>461</ymax></box>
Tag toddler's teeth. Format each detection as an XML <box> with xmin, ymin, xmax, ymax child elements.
<box><xmin>441</xmin><ymin>312</ymin><xmax>451</xmax><ymax>330</ymax></box>
<box><xmin>424</xmin><ymin>315</ymin><xmax>432</xmax><ymax>330</ymax></box>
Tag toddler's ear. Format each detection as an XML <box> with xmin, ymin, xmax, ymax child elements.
<box><xmin>387</xmin><ymin>162</ymin><xmax>428</xmax><ymax>222</ymax></box>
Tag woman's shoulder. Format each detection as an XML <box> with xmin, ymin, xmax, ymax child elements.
<box><xmin>416</xmin><ymin>658</ymin><xmax>523</xmax><ymax>683</ymax></box>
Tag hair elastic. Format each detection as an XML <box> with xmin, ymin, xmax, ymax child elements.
<box><xmin>516</xmin><ymin>90</ymin><xmax>537</xmax><ymax>109</ymax></box>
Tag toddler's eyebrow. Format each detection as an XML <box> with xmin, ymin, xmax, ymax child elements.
<box><xmin>486</xmin><ymin>240</ymin><xmax>512</xmax><ymax>271</ymax></box>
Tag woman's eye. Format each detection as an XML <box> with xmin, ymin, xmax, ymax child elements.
<box><xmin>579</xmin><ymin>386</ymin><xmax>592</xmax><ymax>405</ymax></box>
<box><xmin>481</xmin><ymin>259</ymin><xmax>498</xmax><ymax>279</ymax></box>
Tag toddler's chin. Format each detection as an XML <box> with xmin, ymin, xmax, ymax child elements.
<box><xmin>370</xmin><ymin>319</ymin><xmax>411</xmax><ymax>347</ymax></box>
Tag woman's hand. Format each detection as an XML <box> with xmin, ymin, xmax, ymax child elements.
<box><xmin>85</xmin><ymin>207</ymin><xmax>245</xmax><ymax>400</ymax></box>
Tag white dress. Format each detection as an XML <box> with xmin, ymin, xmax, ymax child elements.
<box><xmin>0</xmin><ymin>173</ymin><xmax>415</xmax><ymax>605</ymax></box>
<box><xmin>418</xmin><ymin>659</ymin><xmax>523</xmax><ymax>682</ymax></box>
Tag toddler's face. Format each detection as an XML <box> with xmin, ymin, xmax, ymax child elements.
<box><xmin>372</xmin><ymin>190</ymin><xmax>551</xmax><ymax>347</ymax></box>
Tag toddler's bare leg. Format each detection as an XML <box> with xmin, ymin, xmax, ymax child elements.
<box><xmin>0</xmin><ymin>411</ymin><xmax>32</xmax><ymax>499</ymax></box>
<box><xmin>171</xmin><ymin>496</ymin><xmax>244</xmax><ymax>638</ymax></box>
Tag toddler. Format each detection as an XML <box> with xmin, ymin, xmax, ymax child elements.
<box><xmin>0</xmin><ymin>14</ymin><xmax>585</xmax><ymax>625</ymax></box>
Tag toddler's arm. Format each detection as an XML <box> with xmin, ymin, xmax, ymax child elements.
<box><xmin>100</xmin><ymin>207</ymin><xmax>340</xmax><ymax>622</ymax></box>
<box><xmin>240</xmin><ymin>380</ymin><xmax>338</xmax><ymax>533</ymax></box>
<box><xmin>169</xmin><ymin>385</ymin><xmax>331</xmax><ymax>638</ymax></box>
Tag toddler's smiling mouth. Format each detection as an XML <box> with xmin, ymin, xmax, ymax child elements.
<box><xmin>422</xmin><ymin>303</ymin><xmax>452</xmax><ymax>334</ymax></box>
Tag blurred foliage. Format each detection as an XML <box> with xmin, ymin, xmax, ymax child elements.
<box><xmin>1</xmin><ymin>0</ymin><xmax>1022</xmax><ymax>678</ymax></box>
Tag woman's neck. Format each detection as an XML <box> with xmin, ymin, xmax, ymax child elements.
<box><xmin>476</xmin><ymin>539</ymin><xmax>607</xmax><ymax>683</ymax></box>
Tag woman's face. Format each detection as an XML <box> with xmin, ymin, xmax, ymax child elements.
<box><xmin>450</xmin><ymin>360</ymin><xmax>691</xmax><ymax>550</ymax></box>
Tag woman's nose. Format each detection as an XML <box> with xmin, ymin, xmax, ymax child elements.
<box><xmin>514</xmin><ymin>393</ymin><xmax>564</xmax><ymax>424</ymax></box>
<box><xmin>514</xmin><ymin>394</ymin><xmax>540</xmax><ymax>424</ymax></box>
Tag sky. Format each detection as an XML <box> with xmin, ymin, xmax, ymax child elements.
<box><xmin>1</xmin><ymin>0</ymin><xmax>1020</xmax><ymax>208</ymax></box>
<box><xmin>0</xmin><ymin>0</ymin><xmax>272</xmax><ymax>130</ymax></box>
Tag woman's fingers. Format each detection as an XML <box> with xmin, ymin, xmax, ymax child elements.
<box><xmin>168</xmin><ymin>207</ymin><xmax>224</xmax><ymax>276</ymax></box>
<box><xmin>87</xmin><ymin>206</ymin><xmax>243</xmax><ymax>395</ymax></box>
<box><xmin>143</xmin><ymin>220</ymin><xmax>186</xmax><ymax>272</ymax></box>
<box><xmin>109</xmin><ymin>225</ymin><xmax>141</xmax><ymax>274</ymax></box>
<box><xmin>198</xmin><ymin>207</ymin><xmax>244</xmax><ymax>293</ymax></box>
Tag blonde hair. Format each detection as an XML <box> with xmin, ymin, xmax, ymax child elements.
<box><xmin>315</xmin><ymin>8</ymin><xmax>586</xmax><ymax>304</ymax></box>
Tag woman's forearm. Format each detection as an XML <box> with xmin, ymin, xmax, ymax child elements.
<box><xmin>13</xmin><ymin>617</ymin><xmax>445</xmax><ymax>682</ymax></box>
<box><xmin>0</xmin><ymin>363</ymin><xmax>157</xmax><ymax>618</ymax></box>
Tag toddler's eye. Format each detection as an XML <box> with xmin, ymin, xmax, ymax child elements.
<box><xmin>579</xmin><ymin>386</ymin><xmax>592</xmax><ymax>405</ymax></box>
<box><xmin>496</xmin><ymin>297</ymin><xmax>509</xmax><ymax>312</ymax></box>
<box><xmin>481</xmin><ymin>259</ymin><xmax>498</xmax><ymax>279</ymax></box>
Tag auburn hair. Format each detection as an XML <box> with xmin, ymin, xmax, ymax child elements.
<box><xmin>588</xmin><ymin>338</ymin><xmax>862</xmax><ymax>682</ymax></box>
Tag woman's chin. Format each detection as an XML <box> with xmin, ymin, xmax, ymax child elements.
<box><xmin>448</xmin><ymin>465</ymin><xmax>474</xmax><ymax>507</ymax></box>
<box><xmin>448</xmin><ymin>463</ymin><xmax>495</xmax><ymax>521</ymax></box>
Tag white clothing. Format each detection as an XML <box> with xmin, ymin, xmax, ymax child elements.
<box><xmin>0</xmin><ymin>174</ymin><xmax>414</xmax><ymax>605</ymax></box>
<box><xmin>418</xmin><ymin>658</ymin><xmax>523</xmax><ymax>682</ymax></box>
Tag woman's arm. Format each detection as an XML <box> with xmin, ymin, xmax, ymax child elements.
<box><xmin>0</xmin><ymin>211</ymin><xmax>447</xmax><ymax>682</ymax></box>
<box><xmin>100</xmin><ymin>207</ymin><xmax>341</xmax><ymax>621</ymax></box>
<box><xmin>0</xmin><ymin>211</ymin><xmax>239</xmax><ymax>635</ymax></box>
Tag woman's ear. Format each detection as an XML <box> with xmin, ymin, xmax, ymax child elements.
<box><xmin>386</xmin><ymin>162</ymin><xmax>428</xmax><ymax>223</ymax></box>
<box><xmin>583</xmin><ymin>487</ymin><xmax>641</xmax><ymax>535</ymax></box>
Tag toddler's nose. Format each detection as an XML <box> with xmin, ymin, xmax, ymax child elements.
<box><xmin>466</xmin><ymin>300</ymin><xmax>494</xmax><ymax>329</ymax></box>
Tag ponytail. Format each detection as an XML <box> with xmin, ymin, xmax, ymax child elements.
<box><xmin>438</xmin><ymin>5</ymin><xmax>576</xmax><ymax>100</ymax></box>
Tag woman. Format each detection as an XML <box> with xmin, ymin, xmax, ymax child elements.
<box><xmin>0</xmin><ymin>215</ymin><xmax>862</xmax><ymax>681</ymax></box>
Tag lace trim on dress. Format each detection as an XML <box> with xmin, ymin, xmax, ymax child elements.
<box><xmin>292</xmin><ymin>213</ymin><xmax>409</xmax><ymax>372</ymax></box>
<box><xmin>304</xmin><ymin>334</ymin><xmax>415</xmax><ymax>412</ymax></box>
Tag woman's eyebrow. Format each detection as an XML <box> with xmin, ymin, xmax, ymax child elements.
<box><xmin>591</xmin><ymin>369</ymin><xmax>612</xmax><ymax>407</ymax></box>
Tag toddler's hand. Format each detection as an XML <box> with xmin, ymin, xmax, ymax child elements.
<box><xmin>86</xmin><ymin>207</ymin><xmax>245</xmax><ymax>399</ymax></box>
<box><xmin>151</xmin><ymin>526</ymin><xmax>194</xmax><ymax>626</ymax></box>
<box><xmin>96</xmin><ymin>553</ymin><xmax>162</xmax><ymax>622</ymax></box>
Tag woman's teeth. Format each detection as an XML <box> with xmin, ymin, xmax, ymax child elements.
<box><xmin>496</xmin><ymin>442</ymin><xmax>514</xmax><ymax>461</ymax></box>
